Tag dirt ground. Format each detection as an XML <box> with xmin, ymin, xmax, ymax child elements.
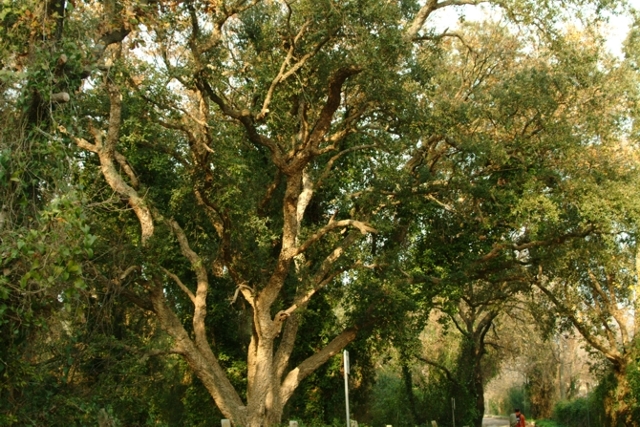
<box><xmin>482</xmin><ymin>416</ymin><xmax>510</xmax><ymax>426</ymax></box>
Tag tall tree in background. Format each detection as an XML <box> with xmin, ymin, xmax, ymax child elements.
<box><xmin>399</xmin><ymin>15</ymin><xmax>640</xmax><ymax>427</ymax></box>
<box><xmin>527</xmin><ymin>25</ymin><xmax>640</xmax><ymax>426</ymax></box>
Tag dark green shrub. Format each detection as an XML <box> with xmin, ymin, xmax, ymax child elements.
<box><xmin>553</xmin><ymin>397</ymin><xmax>600</xmax><ymax>427</ymax></box>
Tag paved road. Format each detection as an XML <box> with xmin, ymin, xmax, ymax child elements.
<box><xmin>482</xmin><ymin>417</ymin><xmax>510</xmax><ymax>426</ymax></box>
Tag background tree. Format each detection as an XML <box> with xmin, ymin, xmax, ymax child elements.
<box><xmin>395</xmin><ymin>14</ymin><xmax>640</xmax><ymax>427</ymax></box>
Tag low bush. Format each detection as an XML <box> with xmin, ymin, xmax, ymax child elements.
<box><xmin>535</xmin><ymin>420</ymin><xmax>564</xmax><ymax>427</ymax></box>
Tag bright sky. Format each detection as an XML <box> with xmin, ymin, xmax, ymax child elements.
<box><xmin>428</xmin><ymin>0</ymin><xmax>640</xmax><ymax>58</ymax></box>
<box><xmin>602</xmin><ymin>0</ymin><xmax>638</xmax><ymax>57</ymax></box>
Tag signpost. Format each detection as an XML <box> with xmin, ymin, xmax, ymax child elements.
<box><xmin>344</xmin><ymin>350</ymin><xmax>350</xmax><ymax>427</ymax></box>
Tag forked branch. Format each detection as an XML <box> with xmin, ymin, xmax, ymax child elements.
<box><xmin>256</xmin><ymin>20</ymin><xmax>323</xmax><ymax>121</ymax></box>
<box><xmin>198</xmin><ymin>78</ymin><xmax>286</xmax><ymax>168</ymax></box>
<box><xmin>534</xmin><ymin>272</ymin><xmax>622</xmax><ymax>366</ymax></box>
<box><xmin>279</xmin><ymin>326</ymin><xmax>358</xmax><ymax>403</ymax></box>
<box><xmin>72</xmin><ymin>83</ymin><xmax>154</xmax><ymax>245</ymax></box>
<box><xmin>167</xmin><ymin>218</ymin><xmax>211</xmax><ymax>348</ymax></box>
<box><xmin>294</xmin><ymin>219</ymin><xmax>377</xmax><ymax>257</ymax></box>
<box><xmin>406</xmin><ymin>0</ymin><xmax>487</xmax><ymax>41</ymax></box>
<box><xmin>307</xmin><ymin>66</ymin><xmax>362</xmax><ymax>149</ymax></box>
<box><xmin>162</xmin><ymin>267</ymin><xmax>196</xmax><ymax>304</ymax></box>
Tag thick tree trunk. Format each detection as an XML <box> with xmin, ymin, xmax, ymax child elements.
<box><xmin>465</xmin><ymin>309</ymin><xmax>496</xmax><ymax>427</ymax></box>
<box><xmin>604</xmin><ymin>366</ymin><xmax>635</xmax><ymax>427</ymax></box>
<box><xmin>472</xmin><ymin>366</ymin><xmax>485</xmax><ymax>427</ymax></box>
<box><xmin>402</xmin><ymin>363</ymin><xmax>422</xmax><ymax>425</ymax></box>
<box><xmin>149</xmin><ymin>275</ymin><xmax>358</xmax><ymax>427</ymax></box>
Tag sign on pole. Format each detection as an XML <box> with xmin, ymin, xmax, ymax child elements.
<box><xmin>344</xmin><ymin>350</ymin><xmax>350</xmax><ymax>427</ymax></box>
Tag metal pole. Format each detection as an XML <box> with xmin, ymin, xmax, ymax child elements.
<box><xmin>586</xmin><ymin>383</ymin><xmax>591</xmax><ymax>427</ymax></box>
<box><xmin>344</xmin><ymin>350</ymin><xmax>350</xmax><ymax>427</ymax></box>
<box><xmin>451</xmin><ymin>398</ymin><xmax>455</xmax><ymax>427</ymax></box>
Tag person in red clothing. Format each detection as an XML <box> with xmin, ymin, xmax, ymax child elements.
<box><xmin>514</xmin><ymin>408</ymin><xmax>526</xmax><ymax>427</ymax></box>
